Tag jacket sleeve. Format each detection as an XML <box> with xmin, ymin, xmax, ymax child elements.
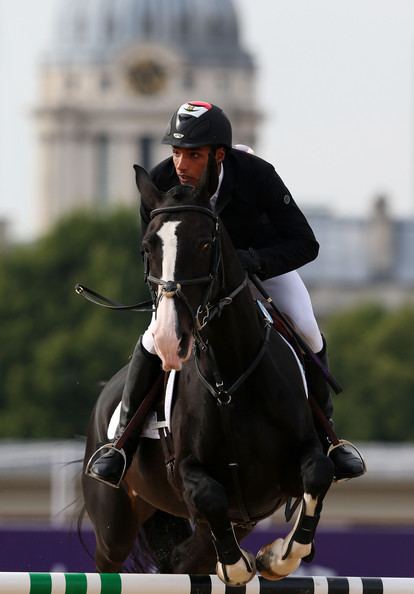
<box><xmin>252</xmin><ymin>164</ymin><xmax>319</xmax><ymax>279</ymax></box>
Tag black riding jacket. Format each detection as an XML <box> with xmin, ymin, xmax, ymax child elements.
<box><xmin>141</xmin><ymin>148</ymin><xmax>319</xmax><ymax>280</ymax></box>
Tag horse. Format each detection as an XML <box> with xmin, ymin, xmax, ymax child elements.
<box><xmin>82</xmin><ymin>154</ymin><xmax>334</xmax><ymax>585</ymax></box>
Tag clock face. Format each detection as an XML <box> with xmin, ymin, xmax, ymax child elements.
<box><xmin>126</xmin><ymin>59</ymin><xmax>166</xmax><ymax>95</ymax></box>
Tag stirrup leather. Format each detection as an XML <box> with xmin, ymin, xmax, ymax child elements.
<box><xmin>85</xmin><ymin>442</ymin><xmax>127</xmax><ymax>489</ymax></box>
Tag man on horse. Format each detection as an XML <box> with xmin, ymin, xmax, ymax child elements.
<box><xmin>88</xmin><ymin>100</ymin><xmax>365</xmax><ymax>488</ymax></box>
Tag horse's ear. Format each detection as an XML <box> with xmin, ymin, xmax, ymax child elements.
<box><xmin>194</xmin><ymin>152</ymin><xmax>218</xmax><ymax>203</ymax></box>
<box><xmin>133</xmin><ymin>165</ymin><xmax>162</xmax><ymax>210</ymax></box>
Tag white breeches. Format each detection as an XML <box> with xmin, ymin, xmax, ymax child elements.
<box><xmin>252</xmin><ymin>271</ymin><xmax>323</xmax><ymax>353</ymax></box>
<box><xmin>142</xmin><ymin>270</ymin><xmax>323</xmax><ymax>355</ymax></box>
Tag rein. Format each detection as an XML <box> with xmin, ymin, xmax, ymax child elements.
<box><xmin>195</xmin><ymin>320</ymin><xmax>272</xmax><ymax>406</ymax></box>
<box><xmin>74</xmin><ymin>283</ymin><xmax>154</xmax><ymax>312</ymax></box>
<box><xmin>193</xmin><ymin>314</ymin><xmax>272</xmax><ymax>526</ymax></box>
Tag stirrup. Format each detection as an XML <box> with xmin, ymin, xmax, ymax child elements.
<box><xmin>327</xmin><ymin>439</ymin><xmax>367</xmax><ymax>482</ymax></box>
<box><xmin>85</xmin><ymin>442</ymin><xmax>127</xmax><ymax>489</ymax></box>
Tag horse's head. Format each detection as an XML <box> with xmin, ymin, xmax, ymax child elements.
<box><xmin>134</xmin><ymin>154</ymin><xmax>219</xmax><ymax>371</ymax></box>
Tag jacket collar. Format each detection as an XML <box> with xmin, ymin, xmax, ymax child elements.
<box><xmin>214</xmin><ymin>152</ymin><xmax>236</xmax><ymax>215</ymax></box>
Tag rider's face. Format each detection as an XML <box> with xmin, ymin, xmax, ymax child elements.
<box><xmin>172</xmin><ymin>145</ymin><xmax>225</xmax><ymax>187</ymax></box>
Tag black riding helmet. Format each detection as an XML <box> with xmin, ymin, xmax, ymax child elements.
<box><xmin>162</xmin><ymin>101</ymin><xmax>232</xmax><ymax>148</ymax></box>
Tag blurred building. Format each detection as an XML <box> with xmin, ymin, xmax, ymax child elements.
<box><xmin>31</xmin><ymin>1</ymin><xmax>414</xmax><ymax>315</ymax></box>
<box><xmin>301</xmin><ymin>196</ymin><xmax>414</xmax><ymax>315</ymax></box>
<box><xmin>34</xmin><ymin>0</ymin><xmax>257</xmax><ymax>232</ymax></box>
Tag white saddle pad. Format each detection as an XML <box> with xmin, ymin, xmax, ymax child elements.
<box><xmin>107</xmin><ymin>370</ymin><xmax>176</xmax><ymax>440</ymax></box>
<box><xmin>279</xmin><ymin>334</ymin><xmax>308</xmax><ymax>398</ymax></box>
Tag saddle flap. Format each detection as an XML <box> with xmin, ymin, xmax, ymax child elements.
<box><xmin>107</xmin><ymin>370</ymin><xmax>176</xmax><ymax>440</ymax></box>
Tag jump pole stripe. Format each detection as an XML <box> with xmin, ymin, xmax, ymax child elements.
<box><xmin>0</xmin><ymin>574</ymin><xmax>412</xmax><ymax>594</ymax></box>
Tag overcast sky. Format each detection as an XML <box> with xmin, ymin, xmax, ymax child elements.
<box><xmin>1</xmin><ymin>0</ymin><xmax>414</xmax><ymax>239</ymax></box>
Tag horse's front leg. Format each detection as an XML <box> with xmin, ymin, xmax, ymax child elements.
<box><xmin>177</xmin><ymin>455</ymin><xmax>256</xmax><ymax>586</ymax></box>
<box><xmin>257</xmin><ymin>447</ymin><xmax>334</xmax><ymax>580</ymax></box>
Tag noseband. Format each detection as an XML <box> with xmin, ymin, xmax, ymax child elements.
<box><xmin>146</xmin><ymin>204</ymin><xmax>247</xmax><ymax>335</ymax></box>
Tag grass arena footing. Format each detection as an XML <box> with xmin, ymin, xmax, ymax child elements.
<box><xmin>0</xmin><ymin>573</ymin><xmax>413</xmax><ymax>594</ymax></box>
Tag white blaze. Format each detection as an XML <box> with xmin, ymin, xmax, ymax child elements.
<box><xmin>152</xmin><ymin>221</ymin><xmax>184</xmax><ymax>370</ymax></box>
<box><xmin>158</xmin><ymin>221</ymin><xmax>180</xmax><ymax>282</ymax></box>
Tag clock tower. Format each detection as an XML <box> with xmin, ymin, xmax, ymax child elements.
<box><xmin>34</xmin><ymin>0</ymin><xmax>257</xmax><ymax>232</ymax></box>
<box><xmin>126</xmin><ymin>59</ymin><xmax>167</xmax><ymax>96</ymax></box>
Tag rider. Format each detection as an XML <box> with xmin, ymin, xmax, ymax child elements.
<box><xmin>89</xmin><ymin>100</ymin><xmax>365</xmax><ymax>487</ymax></box>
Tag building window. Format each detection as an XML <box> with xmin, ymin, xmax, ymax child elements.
<box><xmin>65</xmin><ymin>73</ymin><xmax>78</xmax><ymax>91</ymax></box>
<box><xmin>75</xmin><ymin>15</ymin><xmax>87</xmax><ymax>44</ymax></box>
<box><xmin>100</xmin><ymin>73</ymin><xmax>112</xmax><ymax>92</ymax></box>
<box><xmin>96</xmin><ymin>135</ymin><xmax>109</xmax><ymax>205</ymax></box>
<box><xmin>207</xmin><ymin>16</ymin><xmax>222</xmax><ymax>38</ymax></box>
<box><xmin>139</xmin><ymin>136</ymin><xmax>153</xmax><ymax>171</ymax></box>
<box><xmin>105</xmin><ymin>14</ymin><xmax>116</xmax><ymax>41</ymax></box>
<box><xmin>180</xmin><ymin>13</ymin><xmax>190</xmax><ymax>42</ymax></box>
<box><xmin>182</xmin><ymin>69</ymin><xmax>194</xmax><ymax>89</ymax></box>
<box><xmin>143</xmin><ymin>8</ymin><xmax>154</xmax><ymax>36</ymax></box>
<box><xmin>216</xmin><ymin>71</ymin><xmax>228</xmax><ymax>91</ymax></box>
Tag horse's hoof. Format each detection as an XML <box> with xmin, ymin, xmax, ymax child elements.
<box><xmin>256</xmin><ymin>541</ymin><xmax>287</xmax><ymax>581</ymax></box>
<box><xmin>216</xmin><ymin>549</ymin><xmax>256</xmax><ymax>586</ymax></box>
<box><xmin>257</xmin><ymin>539</ymin><xmax>305</xmax><ymax>581</ymax></box>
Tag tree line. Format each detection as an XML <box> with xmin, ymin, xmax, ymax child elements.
<box><xmin>0</xmin><ymin>208</ymin><xmax>413</xmax><ymax>441</ymax></box>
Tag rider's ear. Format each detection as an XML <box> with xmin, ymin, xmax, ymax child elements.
<box><xmin>194</xmin><ymin>152</ymin><xmax>218</xmax><ymax>203</ymax></box>
<box><xmin>133</xmin><ymin>165</ymin><xmax>162</xmax><ymax>210</ymax></box>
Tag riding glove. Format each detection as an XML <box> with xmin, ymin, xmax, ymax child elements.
<box><xmin>237</xmin><ymin>248</ymin><xmax>262</xmax><ymax>275</ymax></box>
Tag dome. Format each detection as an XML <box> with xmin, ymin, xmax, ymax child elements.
<box><xmin>46</xmin><ymin>0</ymin><xmax>252</xmax><ymax>67</ymax></box>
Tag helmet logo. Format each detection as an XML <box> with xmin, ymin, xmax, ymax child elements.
<box><xmin>173</xmin><ymin>133</ymin><xmax>184</xmax><ymax>139</ymax></box>
<box><xmin>177</xmin><ymin>101</ymin><xmax>212</xmax><ymax>119</ymax></box>
<box><xmin>189</xmin><ymin>101</ymin><xmax>212</xmax><ymax>109</ymax></box>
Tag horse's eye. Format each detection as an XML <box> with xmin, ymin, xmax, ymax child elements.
<box><xmin>200</xmin><ymin>241</ymin><xmax>211</xmax><ymax>252</ymax></box>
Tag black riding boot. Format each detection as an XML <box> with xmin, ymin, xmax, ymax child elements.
<box><xmin>304</xmin><ymin>339</ymin><xmax>365</xmax><ymax>481</ymax></box>
<box><xmin>89</xmin><ymin>337</ymin><xmax>161</xmax><ymax>487</ymax></box>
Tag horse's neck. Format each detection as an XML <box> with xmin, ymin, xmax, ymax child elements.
<box><xmin>206</xmin><ymin>267</ymin><xmax>264</xmax><ymax>372</ymax></box>
<box><xmin>202</xmin><ymin>228</ymin><xmax>265</xmax><ymax>370</ymax></box>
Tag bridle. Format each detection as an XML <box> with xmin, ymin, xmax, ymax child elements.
<box><xmin>74</xmin><ymin>203</ymin><xmax>247</xmax><ymax>325</ymax></box>
<box><xmin>145</xmin><ymin>204</ymin><xmax>248</xmax><ymax>342</ymax></box>
<box><xmin>146</xmin><ymin>201</ymin><xmax>271</xmax><ymax>402</ymax></box>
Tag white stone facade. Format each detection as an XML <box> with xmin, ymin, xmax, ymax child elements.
<box><xmin>34</xmin><ymin>0</ymin><xmax>258</xmax><ymax>233</ymax></box>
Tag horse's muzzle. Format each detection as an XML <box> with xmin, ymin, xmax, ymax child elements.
<box><xmin>153</xmin><ymin>330</ymin><xmax>194</xmax><ymax>372</ymax></box>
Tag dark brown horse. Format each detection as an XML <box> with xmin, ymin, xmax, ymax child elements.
<box><xmin>82</xmin><ymin>156</ymin><xmax>334</xmax><ymax>585</ymax></box>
